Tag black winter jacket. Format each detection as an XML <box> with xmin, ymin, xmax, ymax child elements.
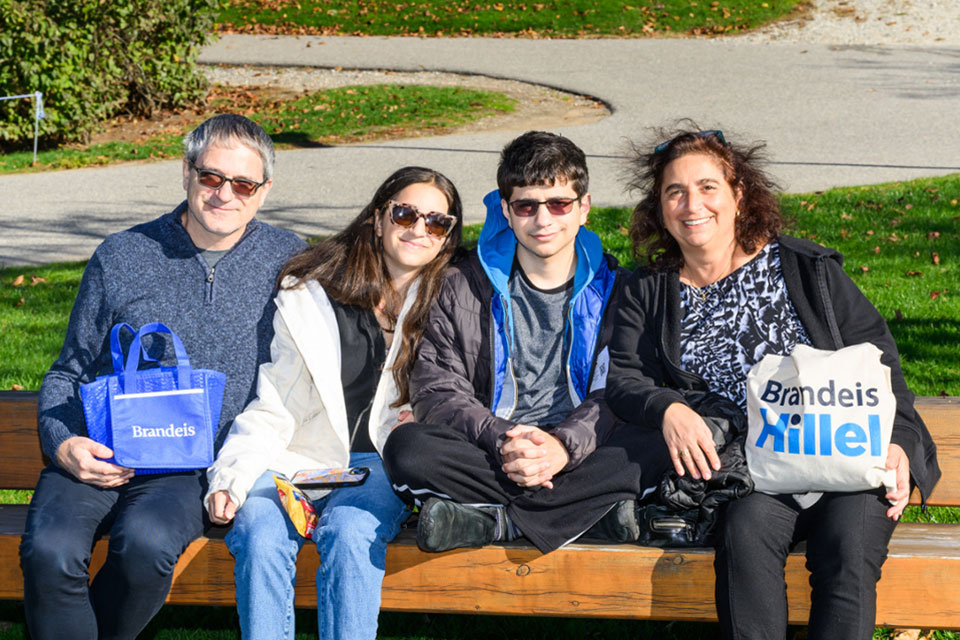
<box><xmin>409</xmin><ymin>250</ymin><xmax>626</xmax><ymax>470</ymax></box>
<box><xmin>606</xmin><ymin>235</ymin><xmax>940</xmax><ymax>503</ymax></box>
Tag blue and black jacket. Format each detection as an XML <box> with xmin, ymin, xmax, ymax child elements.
<box><xmin>409</xmin><ymin>190</ymin><xmax>626</xmax><ymax>470</ymax></box>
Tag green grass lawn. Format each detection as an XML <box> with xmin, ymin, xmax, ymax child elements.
<box><xmin>0</xmin><ymin>85</ymin><xmax>514</xmax><ymax>175</ymax></box>
<box><xmin>1</xmin><ymin>174</ymin><xmax>957</xmax><ymax>639</ymax></box>
<box><xmin>220</xmin><ymin>0</ymin><xmax>807</xmax><ymax>37</ymax></box>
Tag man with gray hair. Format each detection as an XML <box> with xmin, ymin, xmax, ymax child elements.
<box><xmin>19</xmin><ymin>114</ymin><xmax>305</xmax><ymax>640</ymax></box>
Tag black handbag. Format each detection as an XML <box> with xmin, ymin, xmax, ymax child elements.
<box><xmin>638</xmin><ymin>391</ymin><xmax>754</xmax><ymax>548</ymax></box>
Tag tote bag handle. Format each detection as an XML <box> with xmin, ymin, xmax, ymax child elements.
<box><xmin>119</xmin><ymin>322</ymin><xmax>193</xmax><ymax>393</ymax></box>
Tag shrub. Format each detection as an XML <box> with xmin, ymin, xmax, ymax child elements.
<box><xmin>0</xmin><ymin>0</ymin><xmax>222</xmax><ymax>147</ymax></box>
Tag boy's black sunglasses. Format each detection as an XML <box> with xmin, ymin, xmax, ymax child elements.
<box><xmin>507</xmin><ymin>197</ymin><xmax>581</xmax><ymax>217</ymax></box>
<box><xmin>385</xmin><ymin>200</ymin><xmax>457</xmax><ymax>238</ymax></box>
<box><xmin>654</xmin><ymin>129</ymin><xmax>726</xmax><ymax>154</ymax></box>
<box><xmin>190</xmin><ymin>162</ymin><xmax>267</xmax><ymax>197</ymax></box>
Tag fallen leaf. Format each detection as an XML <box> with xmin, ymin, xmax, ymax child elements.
<box><xmin>859</xmin><ymin>265</ymin><xmax>869</xmax><ymax>273</ymax></box>
<box><xmin>30</xmin><ymin>276</ymin><xmax>46</xmax><ymax>286</ymax></box>
<box><xmin>890</xmin><ymin>629</ymin><xmax>920</xmax><ymax>640</ymax></box>
<box><xmin>894</xmin><ymin>308</ymin><xmax>903</xmax><ymax>321</ymax></box>
<box><xmin>932</xmin><ymin>252</ymin><xmax>940</xmax><ymax>265</ymax></box>
<box><xmin>16</xmin><ymin>297</ymin><xmax>25</xmax><ymax>307</ymax></box>
<box><xmin>906</xmin><ymin>271</ymin><xmax>923</xmax><ymax>277</ymax></box>
<box><xmin>12</xmin><ymin>275</ymin><xmax>24</xmax><ymax>286</ymax></box>
<box><xmin>930</xmin><ymin>290</ymin><xmax>941</xmax><ymax>300</ymax></box>
<box><xmin>873</xmin><ymin>246</ymin><xmax>881</xmax><ymax>254</ymax></box>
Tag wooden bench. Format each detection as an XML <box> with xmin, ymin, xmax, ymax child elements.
<box><xmin>1</xmin><ymin>390</ymin><xmax>958</xmax><ymax>629</ymax></box>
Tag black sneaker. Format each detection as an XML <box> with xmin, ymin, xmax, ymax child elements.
<box><xmin>417</xmin><ymin>498</ymin><xmax>500</xmax><ymax>552</ymax></box>
<box><xmin>583</xmin><ymin>499</ymin><xmax>640</xmax><ymax>543</ymax></box>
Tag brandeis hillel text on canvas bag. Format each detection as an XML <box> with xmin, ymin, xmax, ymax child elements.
<box><xmin>745</xmin><ymin>342</ymin><xmax>896</xmax><ymax>494</ymax></box>
<box><xmin>80</xmin><ymin>322</ymin><xmax>225</xmax><ymax>473</ymax></box>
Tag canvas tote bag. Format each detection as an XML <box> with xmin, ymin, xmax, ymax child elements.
<box><xmin>80</xmin><ymin>322</ymin><xmax>225</xmax><ymax>473</ymax></box>
<box><xmin>745</xmin><ymin>343</ymin><xmax>896</xmax><ymax>494</ymax></box>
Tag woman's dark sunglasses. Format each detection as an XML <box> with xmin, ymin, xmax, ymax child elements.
<box><xmin>507</xmin><ymin>197</ymin><xmax>580</xmax><ymax>217</ymax></box>
<box><xmin>654</xmin><ymin>129</ymin><xmax>726</xmax><ymax>154</ymax></box>
<box><xmin>190</xmin><ymin>162</ymin><xmax>267</xmax><ymax>197</ymax></box>
<box><xmin>386</xmin><ymin>200</ymin><xmax>457</xmax><ymax>238</ymax></box>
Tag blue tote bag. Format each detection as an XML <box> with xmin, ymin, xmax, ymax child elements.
<box><xmin>80</xmin><ymin>322</ymin><xmax>225</xmax><ymax>473</ymax></box>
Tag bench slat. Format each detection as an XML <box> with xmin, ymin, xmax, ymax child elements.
<box><xmin>0</xmin><ymin>392</ymin><xmax>45</xmax><ymax>490</ymax></box>
<box><xmin>1</xmin><ymin>507</ymin><xmax>958</xmax><ymax>629</ymax></box>
<box><xmin>2</xmin><ymin>393</ymin><xmax>957</xmax><ymax>504</ymax></box>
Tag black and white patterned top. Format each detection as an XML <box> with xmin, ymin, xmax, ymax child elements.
<box><xmin>679</xmin><ymin>242</ymin><xmax>812</xmax><ymax>413</ymax></box>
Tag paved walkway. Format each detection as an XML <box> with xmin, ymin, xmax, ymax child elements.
<box><xmin>3</xmin><ymin>32</ymin><xmax>959</xmax><ymax>266</ymax></box>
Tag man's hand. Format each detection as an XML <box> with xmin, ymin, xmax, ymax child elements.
<box><xmin>884</xmin><ymin>443</ymin><xmax>911</xmax><ymax>521</ymax></box>
<box><xmin>500</xmin><ymin>425</ymin><xmax>570</xmax><ymax>489</ymax></box>
<box><xmin>56</xmin><ymin>436</ymin><xmax>134</xmax><ymax>488</ymax></box>
<box><xmin>207</xmin><ymin>490</ymin><xmax>237</xmax><ymax>525</ymax></box>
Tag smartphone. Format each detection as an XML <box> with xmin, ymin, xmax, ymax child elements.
<box><xmin>291</xmin><ymin>467</ymin><xmax>370</xmax><ymax>489</ymax></box>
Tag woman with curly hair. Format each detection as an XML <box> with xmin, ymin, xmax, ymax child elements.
<box><xmin>606</xmin><ymin>126</ymin><xmax>939</xmax><ymax>639</ymax></box>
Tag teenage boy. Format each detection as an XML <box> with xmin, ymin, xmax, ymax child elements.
<box><xmin>19</xmin><ymin>114</ymin><xmax>305</xmax><ymax>640</ymax></box>
<box><xmin>384</xmin><ymin>131</ymin><xmax>669</xmax><ymax>553</ymax></box>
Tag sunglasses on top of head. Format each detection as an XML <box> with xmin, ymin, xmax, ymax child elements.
<box><xmin>384</xmin><ymin>200</ymin><xmax>457</xmax><ymax>238</ymax></box>
<box><xmin>190</xmin><ymin>162</ymin><xmax>267</xmax><ymax>197</ymax></box>
<box><xmin>506</xmin><ymin>196</ymin><xmax>581</xmax><ymax>217</ymax></box>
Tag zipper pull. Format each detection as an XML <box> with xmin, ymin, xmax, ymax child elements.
<box><xmin>207</xmin><ymin>266</ymin><xmax>215</xmax><ymax>284</ymax></box>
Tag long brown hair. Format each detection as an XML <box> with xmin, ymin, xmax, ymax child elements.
<box><xmin>280</xmin><ymin>166</ymin><xmax>463</xmax><ymax>405</ymax></box>
<box><xmin>625</xmin><ymin>123</ymin><xmax>784</xmax><ymax>270</ymax></box>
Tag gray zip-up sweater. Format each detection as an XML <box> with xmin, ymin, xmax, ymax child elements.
<box><xmin>37</xmin><ymin>203</ymin><xmax>306</xmax><ymax>462</ymax></box>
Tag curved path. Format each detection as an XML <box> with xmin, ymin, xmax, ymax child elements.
<box><xmin>3</xmin><ymin>33</ymin><xmax>959</xmax><ymax>266</ymax></box>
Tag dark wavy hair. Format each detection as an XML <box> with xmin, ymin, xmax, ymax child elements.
<box><xmin>279</xmin><ymin>166</ymin><xmax>463</xmax><ymax>406</ymax></box>
<box><xmin>497</xmin><ymin>130</ymin><xmax>589</xmax><ymax>200</ymax></box>
<box><xmin>625</xmin><ymin>123</ymin><xmax>784</xmax><ymax>270</ymax></box>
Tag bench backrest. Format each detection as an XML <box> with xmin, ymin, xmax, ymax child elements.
<box><xmin>1</xmin><ymin>392</ymin><xmax>957</xmax><ymax>506</ymax></box>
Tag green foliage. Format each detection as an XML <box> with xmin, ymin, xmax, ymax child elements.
<box><xmin>0</xmin><ymin>0</ymin><xmax>223</xmax><ymax>147</ymax></box>
<box><xmin>219</xmin><ymin>0</ymin><xmax>804</xmax><ymax>37</ymax></box>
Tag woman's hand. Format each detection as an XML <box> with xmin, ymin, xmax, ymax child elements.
<box><xmin>207</xmin><ymin>490</ymin><xmax>237</xmax><ymax>525</ymax></box>
<box><xmin>885</xmin><ymin>443</ymin><xmax>911</xmax><ymax>521</ymax></box>
<box><xmin>391</xmin><ymin>409</ymin><xmax>414</xmax><ymax>431</ymax></box>
<box><xmin>662</xmin><ymin>402</ymin><xmax>721</xmax><ymax>481</ymax></box>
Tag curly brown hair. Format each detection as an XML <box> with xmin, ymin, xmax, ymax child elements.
<box><xmin>625</xmin><ymin>123</ymin><xmax>784</xmax><ymax>270</ymax></box>
<box><xmin>278</xmin><ymin>166</ymin><xmax>463</xmax><ymax>406</ymax></box>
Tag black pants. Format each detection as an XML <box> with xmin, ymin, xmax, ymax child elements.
<box><xmin>714</xmin><ymin>489</ymin><xmax>898</xmax><ymax>640</ymax></box>
<box><xmin>384</xmin><ymin>422</ymin><xmax>671</xmax><ymax>553</ymax></box>
<box><xmin>19</xmin><ymin>466</ymin><xmax>207</xmax><ymax>640</ymax></box>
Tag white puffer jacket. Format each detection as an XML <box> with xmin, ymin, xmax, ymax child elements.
<box><xmin>205</xmin><ymin>276</ymin><xmax>416</xmax><ymax>511</ymax></box>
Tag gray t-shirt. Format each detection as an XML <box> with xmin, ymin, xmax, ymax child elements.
<box><xmin>200</xmin><ymin>248</ymin><xmax>229</xmax><ymax>270</ymax></box>
<box><xmin>508</xmin><ymin>264</ymin><xmax>575</xmax><ymax>427</ymax></box>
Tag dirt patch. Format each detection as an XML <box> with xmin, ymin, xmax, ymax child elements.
<box><xmin>86</xmin><ymin>65</ymin><xmax>610</xmax><ymax>147</ymax></box>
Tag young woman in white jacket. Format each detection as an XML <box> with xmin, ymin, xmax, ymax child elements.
<box><xmin>205</xmin><ymin>166</ymin><xmax>462</xmax><ymax>640</ymax></box>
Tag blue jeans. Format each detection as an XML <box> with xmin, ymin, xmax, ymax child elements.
<box><xmin>226</xmin><ymin>453</ymin><xmax>410</xmax><ymax>640</ymax></box>
<box><xmin>19</xmin><ymin>466</ymin><xmax>207</xmax><ymax>640</ymax></box>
